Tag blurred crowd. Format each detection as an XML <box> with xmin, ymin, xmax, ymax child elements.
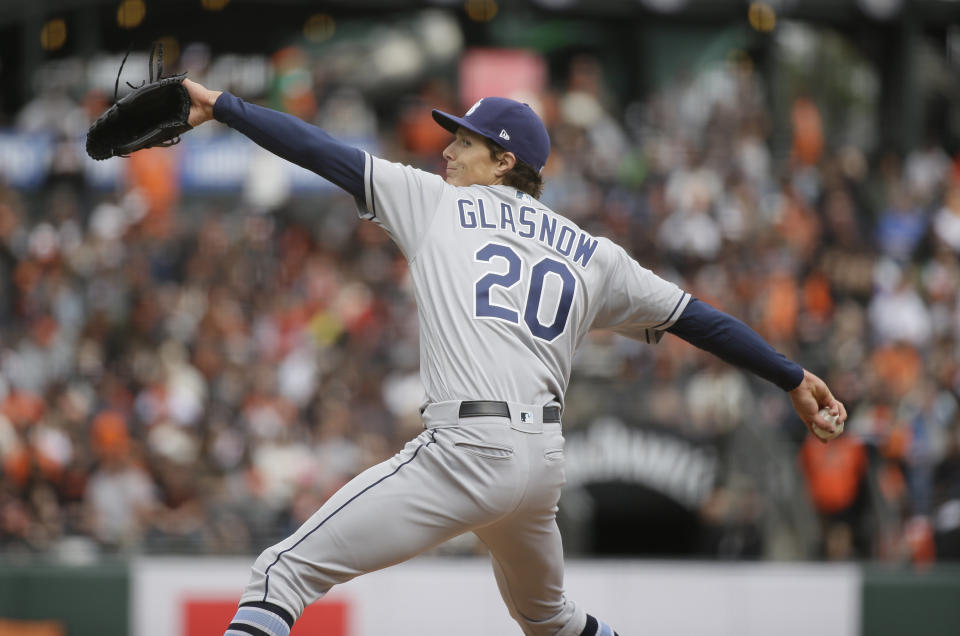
<box><xmin>1</xmin><ymin>45</ymin><xmax>959</xmax><ymax>565</ymax></box>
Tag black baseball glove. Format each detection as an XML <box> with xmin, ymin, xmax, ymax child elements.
<box><xmin>86</xmin><ymin>43</ymin><xmax>193</xmax><ymax>161</ymax></box>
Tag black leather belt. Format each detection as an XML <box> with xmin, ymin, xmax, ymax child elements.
<box><xmin>458</xmin><ymin>400</ymin><xmax>561</xmax><ymax>423</ymax></box>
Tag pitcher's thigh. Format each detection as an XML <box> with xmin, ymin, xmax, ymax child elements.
<box><xmin>241</xmin><ymin>432</ymin><xmax>465</xmax><ymax>617</ymax></box>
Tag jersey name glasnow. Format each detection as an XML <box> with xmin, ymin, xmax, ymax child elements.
<box><xmin>455</xmin><ymin>197</ymin><xmax>599</xmax><ymax>269</ymax></box>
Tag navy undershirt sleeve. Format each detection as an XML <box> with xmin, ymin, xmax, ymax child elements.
<box><xmin>666</xmin><ymin>298</ymin><xmax>804</xmax><ymax>391</ymax></box>
<box><xmin>212</xmin><ymin>92</ymin><xmax>365</xmax><ymax>200</ymax></box>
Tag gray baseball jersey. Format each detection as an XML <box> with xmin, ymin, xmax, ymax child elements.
<box><xmin>235</xmin><ymin>154</ymin><xmax>689</xmax><ymax>636</ymax></box>
<box><xmin>356</xmin><ymin>153</ymin><xmax>691</xmax><ymax>409</ymax></box>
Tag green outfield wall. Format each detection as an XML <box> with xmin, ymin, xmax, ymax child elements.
<box><xmin>0</xmin><ymin>560</ymin><xmax>128</xmax><ymax>636</ymax></box>
<box><xmin>862</xmin><ymin>565</ymin><xmax>960</xmax><ymax>636</ymax></box>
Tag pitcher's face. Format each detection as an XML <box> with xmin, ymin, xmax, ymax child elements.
<box><xmin>442</xmin><ymin>128</ymin><xmax>509</xmax><ymax>188</ymax></box>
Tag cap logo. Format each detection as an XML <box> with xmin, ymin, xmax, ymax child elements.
<box><xmin>466</xmin><ymin>99</ymin><xmax>483</xmax><ymax>116</ymax></box>
<box><xmin>499</xmin><ymin>129</ymin><xmax>511</xmax><ymax>141</ymax></box>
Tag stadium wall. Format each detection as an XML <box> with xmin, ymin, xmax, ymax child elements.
<box><xmin>1</xmin><ymin>558</ymin><xmax>959</xmax><ymax>635</ymax></box>
<box><xmin>130</xmin><ymin>558</ymin><xmax>860</xmax><ymax>636</ymax></box>
<box><xmin>0</xmin><ymin>560</ymin><xmax>128</xmax><ymax>636</ymax></box>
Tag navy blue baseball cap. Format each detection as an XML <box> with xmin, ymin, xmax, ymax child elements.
<box><xmin>432</xmin><ymin>97</ymin><xmax>551</xmax><ymax>173</ymax></box>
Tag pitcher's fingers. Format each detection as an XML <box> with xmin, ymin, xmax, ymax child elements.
<box><xmin>826</xmin><ymin>400</ymin><xmax>840</xmax><ymax>418</ymax></box>
<box><xmin>826</xmin><ymin>397</ymin><xmax>844</xmax><ymax>421</ymax></box>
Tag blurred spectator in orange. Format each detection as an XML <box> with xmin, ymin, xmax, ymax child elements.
<box><xmin>91</xmin><ymin>411</ymin><xmax>130</xmax><ymax>459</ymax></box>
<box><xmin>1</xmin><ymin>391</ymin><xmax>45</xmax><ymax>428</ymax></box>
<box><xmin>127</xmin><ymin>147</ymin><xmax>179</xmax><ymax>237</ymax></box>
<box><xmin>790</xmin><ymin>95</ymin><xmax>823</xmax><ymax>166</ymax></box>
<box><xmin>760</xmin><ymin>270</ymin><xmax>799</xmax><ymax>343</ymax></box>
<box><xmin>774</xmin><ymin>181</ymin><xmax>821</xmax><ymax>262</ymax></box>
<box><xmin>398</xmin><ymin>79</ymin><xmax>457</xmax><ymax>158</ymax></box>
<box><xmin>903</xmin><ymin>515</ymin><xmax>936</xmax><ymax>567</ymax></box>
<box><xmin>870</xmin><ymin>343</ymin><xmax>924</xmax><ymax>399</ymax></box>
<box><xmin>799</xmin><ymin>432</ymin><xmax>869</xmax><ymax>559</ymax></box>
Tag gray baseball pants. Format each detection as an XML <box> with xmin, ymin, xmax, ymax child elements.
<box><xmin>238</xmin><ymin>400</ymin><xmax>587</xmax><ymax>636</ymax></box>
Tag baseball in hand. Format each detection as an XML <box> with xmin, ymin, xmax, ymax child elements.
<box><xmin>812</xmin><ymin>407</ymin><xmax>843</xmax><ymax>441</ymax></box>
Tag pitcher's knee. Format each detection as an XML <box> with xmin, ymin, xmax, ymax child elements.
<box><xmin>238</xmin><ymin>544</ymin><xmax>307</xmax><ymax>618</ymax></box>
<box><xmin>244</xmin><ymin>540</ymin><xmax>348</xmax><ymax>618</ymax></box>
<box><xmin>252</xmin><ymin>544</ymin><xmax>281</xmax><ymax>574</ymax></box>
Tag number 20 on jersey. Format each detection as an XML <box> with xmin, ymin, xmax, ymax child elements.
<box><xmin>474</xmin><ymin>242</ymin><xmax>576</xmax><ymax>342</ymax></box>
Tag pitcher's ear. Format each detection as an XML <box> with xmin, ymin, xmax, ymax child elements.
<box><xmin>496</xmin><ymin>151</ymin><xmax>517</xmax><ymax>176</ymax></box>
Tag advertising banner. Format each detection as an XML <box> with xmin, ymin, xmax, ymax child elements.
<box><xmin>131</xmin><ymin>557</ymin><xmax>859</xmax><ymax>636</ymax></box>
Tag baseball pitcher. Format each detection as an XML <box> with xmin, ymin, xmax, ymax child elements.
<box><xmin>182</xmin><ymin>79</ymin><xmax>846</xmax><ymax>636</ymax></box>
